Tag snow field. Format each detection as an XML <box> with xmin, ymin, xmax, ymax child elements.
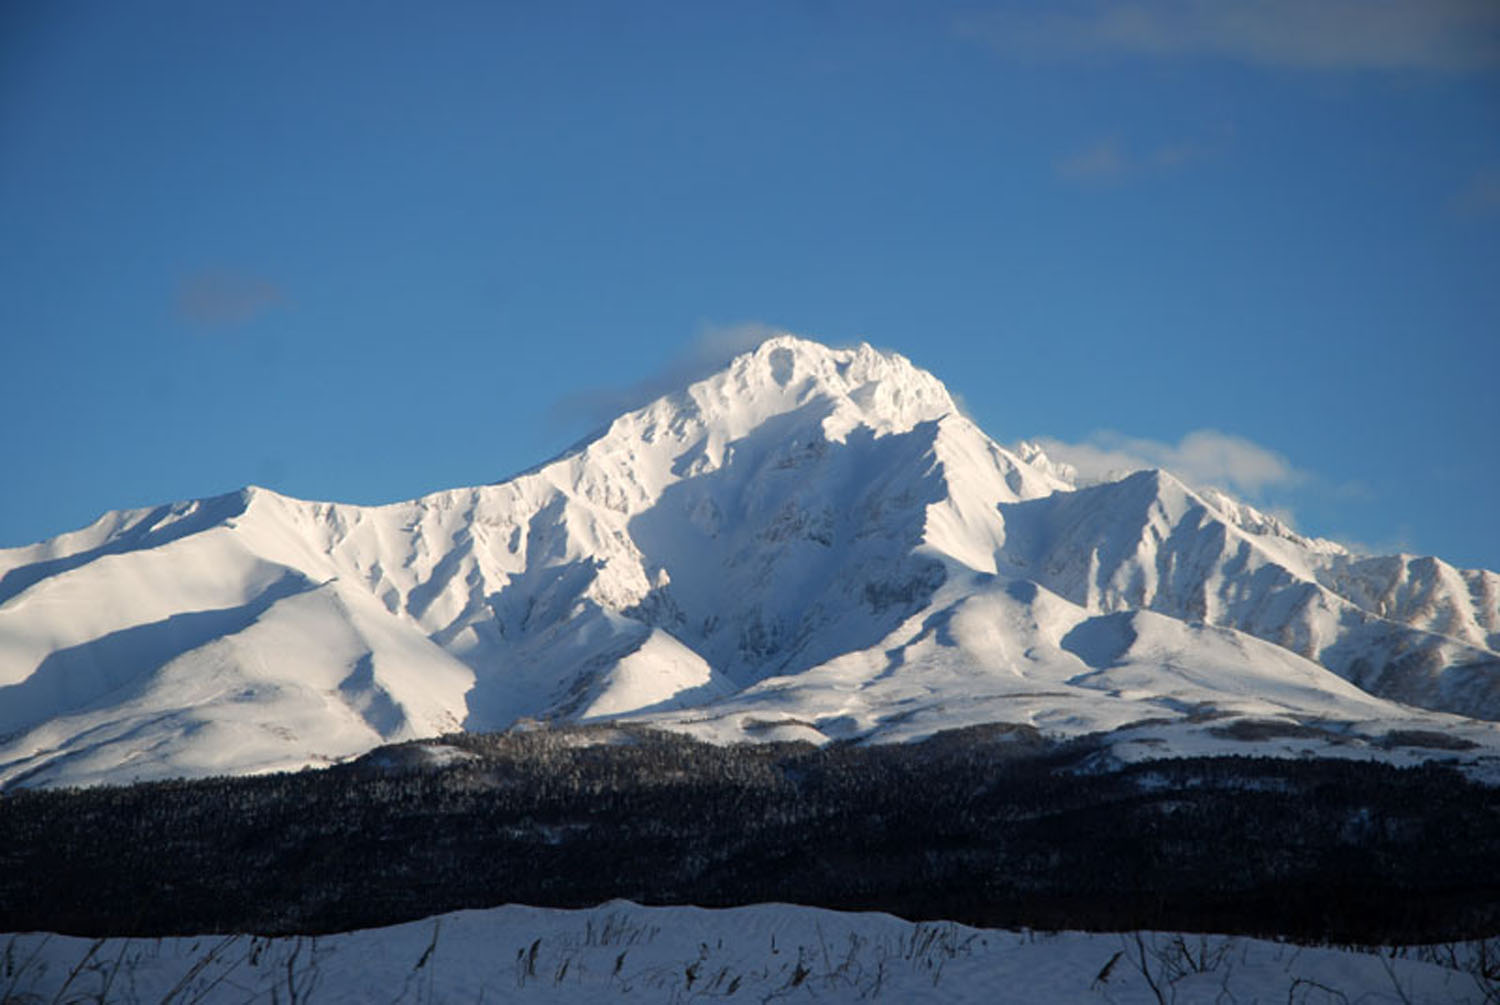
<box><xmin>0</xmin><ymin>901</ymin><xmax>1486</xmax><ymax>1003</ymax></box>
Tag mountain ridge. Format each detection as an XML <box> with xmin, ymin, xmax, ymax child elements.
<box><xmin>1</xmin><ymin>334</ymin><xmax>1496</xmax><ymax>788</ymax></box>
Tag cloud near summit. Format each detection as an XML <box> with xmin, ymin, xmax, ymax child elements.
<box><xmin>1033</xmin><ymin>428</ymin><xmax>1304</xmax><ymax>500</ymax></box>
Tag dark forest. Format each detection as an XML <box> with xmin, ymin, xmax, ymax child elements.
<box><xmin>3</xmin><ymin>723</ymin><xmax>1495</xmax><ymax>944</ymax></box>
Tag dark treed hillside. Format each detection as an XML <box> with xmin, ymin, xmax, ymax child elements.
<box><xmin>3</xmin><ymin>724</ymin><xmax>1497</xmax><ymax>943</ymax></box>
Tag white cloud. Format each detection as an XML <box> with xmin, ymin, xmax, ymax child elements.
<box><xmin>960</xmin><ymin>0</ymin><xmax>1500</xmax><ymax>72</ymax></box>
<box><xmin>1031</xmin><ymin>428</ymin><xmax>1304</xmax><ymax>498</ymax></box>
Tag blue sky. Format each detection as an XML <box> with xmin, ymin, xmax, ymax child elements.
<box><xmin>2</xmin><ymin>1</ymin><xmax>1497</xmax><ymax>569</ymax></box>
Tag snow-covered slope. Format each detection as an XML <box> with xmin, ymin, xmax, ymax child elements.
<box><xmin>1</xmin><ymin>335</ymin><xmax>1497</xmax><ymax>787</ymax></box>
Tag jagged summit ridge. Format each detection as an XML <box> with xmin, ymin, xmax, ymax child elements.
<box><xmin>681</xmin><ymin>336</ymin><xmax>956</xmax><ymax>432</ymax></box>
<box><xmin>0</xmin><ymin>334</ymin><xmax>1497</xmax><ymax>788</ymax></box>
<box><xmin>553</xmin><ymin>336</ymin><xmax>961</xmax><ymax>502</ymax></box>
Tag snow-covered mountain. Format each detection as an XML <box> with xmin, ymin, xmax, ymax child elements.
<box><xmin>2</xmin><ymin>335</ymin><xmax>1497</xmax><ymax>787</ymax></box>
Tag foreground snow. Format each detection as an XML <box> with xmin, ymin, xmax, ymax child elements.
<box><xmin>1</xmin><ymin>901</ymin><xmax>1488</xmax><ymax>1004</ymax></box>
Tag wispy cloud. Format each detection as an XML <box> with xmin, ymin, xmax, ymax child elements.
<box><xmin>1056</xmin><ymin>138</ymin><xmax>1129</xmax><ymax>182</ymax></box>
<box><xmin>550</xmin><ymin>321</ymin><xmax>787</xmax><ymax>429</ymax></box>
<box><xmin>1452</xmin><ymin>167</ymin><xmax>1500</xmax><ymax>217</ymax></box>
<box><xmin>1055</xmin><ymin>131</ymin><xmax>1226</xmax><ymax>184</ymax></box>
<box><xmin>1324</xmin><ymin>528</ymin><xmax>1416</xmax><ymax>558</ymax></box>
<box><xmin>176</xmin><ymin>270</ymin><xmax>286</xmax><ymax>330</ymax></box>
<box><xmin>960</xmin><ymin>1</ymin><xmax>1500</xmax><ymax>72</ymax></box>
<box><xmin>1031</xmin><ymin>428</ymin><xmax>1304</xmax><ymax>499</ymax></box>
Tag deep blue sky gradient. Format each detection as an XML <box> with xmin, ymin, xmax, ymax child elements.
<box><xmin>3</xmin><ymin>2</ymin><xmax>1497</xmax><ymax>568</ymax></box>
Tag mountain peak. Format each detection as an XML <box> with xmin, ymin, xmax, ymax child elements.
<box><xmin>732</xmin><ymin>334</ymin><xmax>948</xmax><ymax>401</ymax></box>
<box><xmin>645</xmin><ymin>334</ymin><xmax>959</xmax><ymax>446</ymax></box>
